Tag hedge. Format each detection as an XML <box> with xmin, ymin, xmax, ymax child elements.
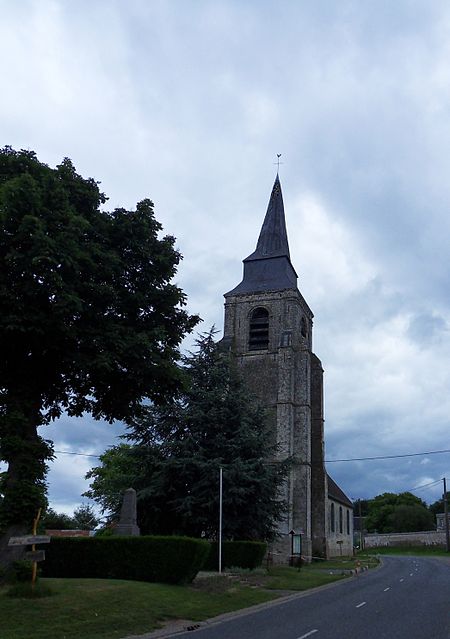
<box><xmin>204</xmin><ymin>540</ymin><xmax>267</xmax><ymax>571</ymax></box>
<box><xmin>42</xmin><ymin>535</ymin><xmax>209</xmax><ymax>584</ymax></box>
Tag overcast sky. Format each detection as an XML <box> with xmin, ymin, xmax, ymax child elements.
<box><xmin>1</xmin><ymin>0</ymin><xmax>449</xmax><ymax>515</ymax></box>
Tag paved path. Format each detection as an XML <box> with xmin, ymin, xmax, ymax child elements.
<box><xmin>165</xmin><ymin>556</ymin><xmax>450</xmax><ymax>639</ymax></box>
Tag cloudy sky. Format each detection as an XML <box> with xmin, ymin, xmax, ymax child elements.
<box><xmin>1</xmin><ymin>0</ymin><xmax>449</xmax><ymax>514</ymax></box>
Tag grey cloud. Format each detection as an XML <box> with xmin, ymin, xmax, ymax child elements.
<box><xmin>407</xmin><ymin>312</ymin><xmax>448</xmax><ymax>346</ymax></box>
<box><xmin>2</xmin><ymin>1</ymin><xmax>450</xmax><ymax>511</ymax></box>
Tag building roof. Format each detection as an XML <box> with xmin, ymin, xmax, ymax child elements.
<box><xmin>45</xmin><ymin>529</ymin><xmax>91</xmax><ymax>537</ymax></box>
<box><xmin>327</xmin><ymin>475</ymin><xmax>353</xmax><ymax>508</ymax></box>
<box><xmin>225</xmin><ymin>175</ymin><xmax>298</xmax><ymax>297</ymax></box>
<box><xmin>245</xmin><ymin>175</ymin><xmax>291</xmax><ymax>261</ymax></box>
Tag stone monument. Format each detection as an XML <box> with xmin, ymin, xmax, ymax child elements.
<box><xmin>114</xmin><ymin>488</ymin><xmax>140</xmax><ymax>536</ymax></box>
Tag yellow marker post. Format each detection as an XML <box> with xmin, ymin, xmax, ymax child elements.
<box><xmin>31</xmin><ymin>508</ymin><xmax>42</xmax><ymax>590</ymax></box>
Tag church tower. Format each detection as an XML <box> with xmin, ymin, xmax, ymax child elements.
<box><xmin>222</xmin><ymin>175</ymin><xmax>327</xmax><ymax>561</ymax></box>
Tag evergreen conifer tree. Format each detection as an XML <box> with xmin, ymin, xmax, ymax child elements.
<box><xmin>86</xmin><ymin>331</ymin><xmax>289</xmax><ymax>540</ymax></box>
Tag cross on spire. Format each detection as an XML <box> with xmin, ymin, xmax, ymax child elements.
<box><xmin>274</xmin><ymin>153</ymin><xmax>283</xmax><ymax>173</ymax></box>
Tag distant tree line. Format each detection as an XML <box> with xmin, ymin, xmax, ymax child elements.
<box><xmin>353</xmin><ymin>491</ymin><xmax>448</xmax><ymax>534</ymax></box>
<box><xmin>41</xmin><ymin>504</ymin><xmax>99</xmax><ymax>531</ymax></box>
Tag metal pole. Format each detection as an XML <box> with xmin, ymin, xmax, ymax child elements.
<box><xmin>219</xmin><ymin>467</ymin><xmax>223</xmax><ymax>573</ymax></box>
<box><xmin>443</xmin><ymin>477</ymin><xmax>450</xmax><ymax>553</ymax></box>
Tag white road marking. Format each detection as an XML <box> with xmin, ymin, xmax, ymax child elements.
<box><xmin>296</xmin><ymin>630</ymin><xmax>318</xmax><ymax>639</ymax></box>
<box><xmin>356</xmin><ymin>602</ymin><xmax>367</xmax><ymax>608</ymax></box>
<box><xmin>383</xmin><ymin>587</ymin><xmax>390</xmax><ymax>592</ymax></box>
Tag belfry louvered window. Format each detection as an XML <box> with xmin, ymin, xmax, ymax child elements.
<box><xmin>249</xmin><ymin>307</ymin><xmax>269</xmax><ymax>350</ymax></box>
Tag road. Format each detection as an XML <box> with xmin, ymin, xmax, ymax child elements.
<box><xmin>174</xmin><ymin>556</ymin><xmax>450</xmax><ymax>639</ymax></box>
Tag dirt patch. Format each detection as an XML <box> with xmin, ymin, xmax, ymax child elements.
<box><xmin>190</xmin><ymin>575</ymin><xmax>237</xmax><ymax>594</ymax></box>
<box><xmin>191</xmin><ymin>571</ymin><xmax>270</xmax><ymax>593</ymax></box>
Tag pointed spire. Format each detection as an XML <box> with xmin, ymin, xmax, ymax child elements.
<box><xmin>225</xmin><ymin>175</ymin><xmax>298</xmax><ymax>297</ymax></box>
<box><xmin>245</xmin><ymin>175</ymin><xmax>290</xmax><ymax>261</ymax></box>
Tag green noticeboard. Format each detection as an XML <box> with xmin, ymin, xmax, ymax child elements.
<box><xmin>292</xmin><ymin>534</ymin><xmax>301</xmax><ymax>555</ymax></box>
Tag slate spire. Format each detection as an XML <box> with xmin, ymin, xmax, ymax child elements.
<box><xmin>245</xmin><ymin>174</ymin><xmax>290</xmax><ymax>261</ymax></box>
<box><xmin>225</xmin><ymin>175</ymin><xmax>298</xmax><ymax>297</ymax></box>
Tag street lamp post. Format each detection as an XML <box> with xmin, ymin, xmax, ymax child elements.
<box><xmin>443</xmin><ymin>477</ymin><xmax>449</xmax><ymax>553</ymax></box>
<box><xmin>358</xmin><ymin>499</ymin><xmax>364</xmax><ymax>551</ymax></box>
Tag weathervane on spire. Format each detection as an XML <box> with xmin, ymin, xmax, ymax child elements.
<box><xmin>274</xmin><ymin>153</ymin><xmax>283</xmax><ymax>173</ymax></box>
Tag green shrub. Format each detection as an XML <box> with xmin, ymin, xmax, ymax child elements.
<box><xmin>94</xmin><ymin>526</ymin><xmax>114</xmax><ymax>537</ymax></box>
<box><xmin>11</xmin><ymin>560</ymin><xmax>35</xmax><ymax>583</ymax></box>
<box><xmin>204</xmin><ymin>541</ymin><xmax>267</xmax><ymax>571</ymax></box>
<box><xmin>42</xmin><ymin>535</ymin><xmax>209</xmax><ymax>584</ymax></box>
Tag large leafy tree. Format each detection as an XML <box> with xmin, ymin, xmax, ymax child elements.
<box><xmin>0</xmin><ymin>147</ymin><xmax>198</xmax><ymax>563</ymax></box>
<box><xmin>40</xmin><ymin>508</ymin><xmax>76</xmax><ymax>531</ymax></box>
<box><xmin>86</xmin><ymin>332</ymin><xmax>289</xmax><ymax>541</ymax></box>
<box><xmin>365</xmin><ymin>492</ymin><xmax>435</xmax><ymax>533</ymax></box>
<box><xmin>72</xmin><ymin>505</ymin><xmax>99</xmax><ymax>530</ymax></box>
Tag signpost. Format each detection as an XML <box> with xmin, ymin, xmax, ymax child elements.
<box><xmin>8</xmin><ymin>535</ymin><xmax>50</xmax><ymax>546</ymax></box>
<box><xmin>7</xmin><ymin>509</ymin><xmax>49</xmax><ymax>589</ymax></box>
<box><xmin>24</xmin><ymin>550</ymin><xmax>46</xmax><ymax>562</ymax></box>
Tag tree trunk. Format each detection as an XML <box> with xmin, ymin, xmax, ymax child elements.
<box><xmin>0</xmin><ymin>396</ymin><xmax>51</xmax><ymax>572</ymax></box>
<box><xmin>0</xmin><ymin>523</ymin><xmax>27</xmax><ymax>571</ymax></box>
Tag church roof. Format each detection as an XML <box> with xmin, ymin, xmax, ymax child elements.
<box><xmin>244</xmin><ymin>175</ymin><xmax>291</xmax><ymax>261</ymax></box>
<box><xmin>327</xmin><ymin>475</ymin><xmax>353</xmax><ymax>508</ymax></box>
<box><xmin>225</xmin><ymin>175</ymin><xmax>298</xmax><ymax>297</ymax></box>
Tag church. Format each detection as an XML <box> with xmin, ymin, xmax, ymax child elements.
<box><xmin>221</xmin><ymin>175</ymin><xmax>353</xmax><ymax>561</ymax></box>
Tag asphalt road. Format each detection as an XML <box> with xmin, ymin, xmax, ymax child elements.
<box><xmin>174</xmin><ymin>556</ymin><xmax>450</xmax><ymax>639</ymax></box>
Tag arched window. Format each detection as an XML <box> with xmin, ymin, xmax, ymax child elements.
<box><xmin>330</xmin><ymin>503</ymin><xmax>335</xmax><ymax>533</ymax></box>
<box><xmin>301</xmin><ymin>316</ymin><xmax>308</xmax><ymax>338</ymax></box>
<box><xmin>249</xmin><ymin>307</ymin><xmax>269</xmax><ymax>350</ymax></box>
<box><xmin>346</xmin><ymin>509</ymin><xmax>350</xmax><ymax>535</ymax></box>
<box><xmin>339</xmin><ymin>506</ymin><xmax>343</xmax><ymax>534</ymax></box>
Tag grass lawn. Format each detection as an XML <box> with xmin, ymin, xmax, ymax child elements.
<box><xmin>264</xmin><ymin>566</ymin><xmax>347</xmax><ymax>590</ymax></box>
<box><xmin>0</xmin><ymin>567</ymin><xmax>348</xmax><ymax>639</ymax></box>
<box><xmin>0</xmin><ymin>578</ymin><xmax>278</xmax><ymax>639</ymax></box>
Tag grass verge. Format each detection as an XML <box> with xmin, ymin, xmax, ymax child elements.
<box><xmin>0</xmin><ymin>577</ymin><xmax>277</xmax><ymax>639</ymax></box>
<box><xmin>265</xmin><ymin>566</ymin><xmax>347</xmax><ymax>590</ymax></box>
<box><xmin>0</xmin><ymin>567</ymin><xmax>348</xmax><ymax>639</ymax></box>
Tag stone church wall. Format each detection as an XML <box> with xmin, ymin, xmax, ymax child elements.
<box><xmin>223</xmin><ymin>288</ymin><xmax>315</xmax><ymax>561</ymax></box>
<box><xmin>310</xmin><ymin>354</ymin><xmax>327</xmax><ymax>557</ymax></box>
<box><xmin>327</xmin><ymin>499</ymin><xmax>354</xmax><ymax>557</ymax></box>
<box><xmin>365</xmin><ymin>531</ymin><xmax>446</xmax><ymax>548</ymax></box>
<box><xmin>221</xmin><ymin>176</ymin><xmax>353</xmax><ymax>564</ymax></box>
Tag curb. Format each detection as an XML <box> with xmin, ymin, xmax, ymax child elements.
<box><xmin>122</xmin><ymin>565</ymin><xmax>378</xmax><ymax>639</ymax></box>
